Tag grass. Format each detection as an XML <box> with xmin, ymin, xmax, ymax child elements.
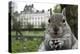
<box><xmin>11</xmin><ymin>38</ymin><xmax>43</xmax><ymax>52</ymax></box>
<box><xmin>11</xmin><ymin>31</ymin><xmax>44</xmax><ymax>36</ymax></box>
<box><xmin>11</xmin><ymin>30</ymin><xmax>44</xmax><ymax>52</ymax></box>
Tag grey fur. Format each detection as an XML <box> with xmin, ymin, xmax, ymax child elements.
<box><xmin>38</xmin><ymin>8</ymin><xmax>78</xmax><ymax>51</ymax></box>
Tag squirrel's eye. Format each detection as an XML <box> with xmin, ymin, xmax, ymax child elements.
<box><xmin>62</xmin><ymin>19</ymin><xmax>65</xmax><ymax>23</ymax></box>
<box><xmin>48</xmin><ymin>19</ymin><xmax>50</xmax><ymax>23</ymax></box>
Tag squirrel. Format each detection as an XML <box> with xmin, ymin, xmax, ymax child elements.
<box><xmin>38</xmin><ymin>8</ymin><xmax>78</xmax><ymax>51</ymax></box>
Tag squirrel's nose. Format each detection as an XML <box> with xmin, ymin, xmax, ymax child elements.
<box><xmin>53</xmin><ymin>26</ymin><xmax>59</xmax><ymax>33</ymax></box>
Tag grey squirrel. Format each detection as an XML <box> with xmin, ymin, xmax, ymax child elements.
<box><xmin>38</xmin><ymin>8</ymin><xmax>78</xmax><ymax>51</ymax></box>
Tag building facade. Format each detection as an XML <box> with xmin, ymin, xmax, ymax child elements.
<box><xmin>16</xmin><ymin>4</ymin><xmax>50</xmax><ymax>28</ymax></box>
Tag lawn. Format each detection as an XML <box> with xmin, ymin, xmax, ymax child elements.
<box><xmin>11</xmin><ymin>30</ymin><xmax>44</xmax><ymax>52</ymax></box>
<box><xmin>11</xmin><ymin>37</ymin><xmax>43</xmax><ymax>52</ymax></box>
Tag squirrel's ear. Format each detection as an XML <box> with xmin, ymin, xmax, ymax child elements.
<box><xmin>62</xmin><ymin>8</ymin><xmax>66</xmax><ymax>16</ymax></box>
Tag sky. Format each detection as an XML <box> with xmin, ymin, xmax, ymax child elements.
<box><xmin>9</xmin><ymin>0</ymin><xmax>58</xmax><ymax>13</ymax></box>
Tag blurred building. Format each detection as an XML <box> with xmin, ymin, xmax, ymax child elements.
<box><xmin>13</xmin><ymin>4</ymin><xmax>50</xmax><ymax>28</ymax></box>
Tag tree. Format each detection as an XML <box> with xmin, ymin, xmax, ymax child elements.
<box><xmin>27</xmin><ymin>22</ymin><xmax>34</xmax><ymax>31</ymax></box>
<box><xmin>41</xmin><ymin>22</ymin><xmax>46</xmax><ymax>29</ymax></box>
<box><xmin>60</xmin><ymin>4</ymin><xmax>78</xmax><ymax>39</ymax></box>
<box><xmin>13</xmin><ymin>11</ymin><xmax>19</xmax><ymax>17</ymax></box>
<box><xmin>42</xmin><ymin>9</ymin><xmax>45</xmax><ymax>13</ymax></box>
<box><xmin>53</xmin><ymin>5</ymin><xmax>61</xmax><ymax>13</ymax></box>
<box><xmin>36</xmin><ymin>10</ymin><xmax>39</xmax><ymax>13</ymax></box>
<box><xmin>12</xmin><ymin>11</ymin><xmax>22</xmax><ymax>30</ymax></box>
<box><xmin>11</xmin><ymin>11</ymin><xmax>23</xmax><ymax>40</ymax></box>
<box><xmin>12</xmin><ymin>16</ymin><xmax>23</xmax><ymax>39</ymax></box>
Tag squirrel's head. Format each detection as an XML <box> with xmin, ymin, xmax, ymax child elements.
<box><xmin>47</xmin><ymin>8</ymin><xmax>68</xmax><ymax>38</ymax></box>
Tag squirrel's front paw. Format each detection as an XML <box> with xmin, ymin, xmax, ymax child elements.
<box><xmin>48</xmin><ymin>40</ymin><xmax>64</xmax><ymax>50</ymax></box>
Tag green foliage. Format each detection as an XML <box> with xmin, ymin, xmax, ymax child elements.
<box><xmin>41</xmin><ymin>22</ymin><xmax>46</xmax><ymax>29</ymax></box>
<box><xmin>53</xmin><ymin>4</ymin><xmax>78</xmax><ymax>38</ymax></box>
<box><xmin>59</xmin><ymin>4</ymin><xmax>78</xmax><ymax>39</ymax></box>
<box><xmin>26</xmin><ymin>22</ymin><xmax>34</xmax><ymax>29</ymax></box>
<box><xmin>53</xmin><ymin>5</ymin><xmax>61</xmax><ymax>13</ymax></box>
<box><xmin>13</xmin><ymin>21</ymin><xmax>22</xmax><ymax>30</ymax></box>
<box><xmin>64</xmin><ymin>5</ymin><xmax>78</xmax><ymax>39</ymax></box>
<box><xmin>53</xmin><ymin>4</ymin><xmax>78</xmax><ymax>39</ymax></box>
<box><xmin>12</xmin><ymin>11</ymin><xmax>22</xmax><ymax>30</ymax></box>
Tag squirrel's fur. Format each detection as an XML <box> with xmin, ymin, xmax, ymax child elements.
<box><xmin>38</xmin><ymin>8</ymin><xmax>78</xmax><ymax>51</ymax></box>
